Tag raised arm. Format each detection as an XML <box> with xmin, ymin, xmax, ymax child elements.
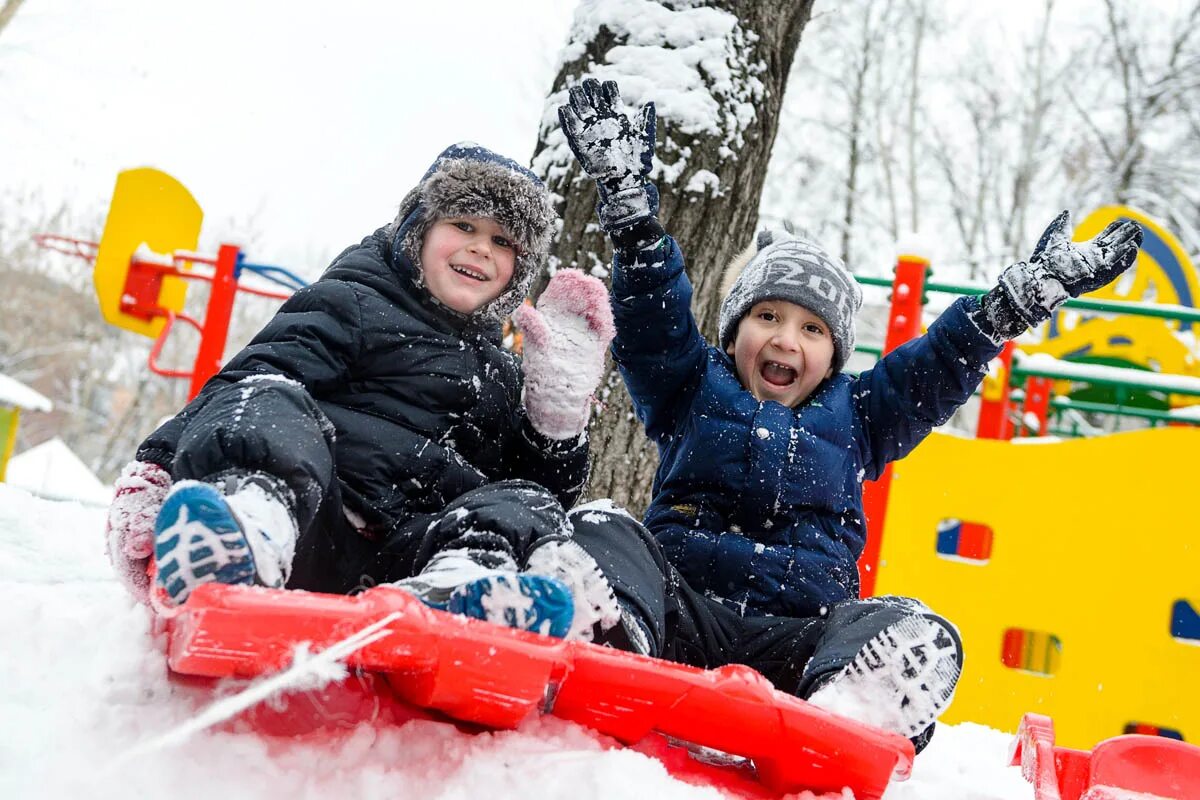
<box><xmin>511</xmin><ymin>268</ymin><xmax>614</xmax><ymax>507</ymax></box>
<box><xmin>558</xmin><ymin>78</ymin><xmax>706</xmax><ymax>440</ymax></box>
<box><xmin>854</xmin><ymin>211</ymin><xmax>1143</xmax><ymax>477</ymax></box>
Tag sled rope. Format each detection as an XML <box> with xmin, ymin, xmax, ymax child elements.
<box><xmin>111</xmin><ymin>612</ymin><xmax>401</xmax><ymax>765</ymax></box>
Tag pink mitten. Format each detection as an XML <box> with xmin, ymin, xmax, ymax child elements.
<box><xmin>105</xmin><ymin>460</ymin><xmax>172</xmax><ymax>605</ymax></box>
<box><xmin>514</xmin><ymin>269</ymin><xmax>615</xmax><ymax>440</ymax></box>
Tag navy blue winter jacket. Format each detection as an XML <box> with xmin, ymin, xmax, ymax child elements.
<box><xmin>611</xmin><ymin>235</ymin><xmax>1003</xmax><ymax>618</ymax></box>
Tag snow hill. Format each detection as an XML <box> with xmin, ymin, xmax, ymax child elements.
<box><xmin>0</xmin><ymin>484</ymin><xmax>1033</xmax><ymax>799</ymax></box>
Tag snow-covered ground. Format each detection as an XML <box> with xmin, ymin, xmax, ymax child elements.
<box><xmin>0</xmin><ymin>483</ymin><xmax>1032</xmax><ymax>799</ymax></box>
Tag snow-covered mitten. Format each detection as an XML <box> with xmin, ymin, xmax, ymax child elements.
<box><xmin>105</xmin><ymin>460</ymin><xmax>172</xmax><ymax>604</ymax></box>
<box><xmin>558</xmin><ymin>78</ymin><xmax>658</xmax><ymax>232</ymax></box>
<box><xmin>514</xmin><ymin>269</ymin><xmax>615</xmax><ymax>440</ymax></box>
<box><xmin>980</xmin><ymin>210</ymin><xmax>1143</xmax><ymax>339</ymax></box>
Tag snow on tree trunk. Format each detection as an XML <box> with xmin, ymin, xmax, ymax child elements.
<box><xmin>531</xmin><ymin>0</ymin><xmax>814</xmax><ymax>513</ymax></box>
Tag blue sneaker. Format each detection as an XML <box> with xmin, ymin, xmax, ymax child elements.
<box><xmin>155</xmin><ymin>481</ymin><xmax>257</xmax><ymax>605</ymax></box>
<box><xmin>392</xmin><ymin>549</ymin><xmax>574</xmax><ymax>638</ymax></box>
<box><xmin>154</xmin><ymin>475</ymin><xmax>298</xmax><ymax>606</ymax></box>
<box><xmin>447</xmin><ymin>573</ymin><xmax>574</xmax><ymax>638</ymax></box>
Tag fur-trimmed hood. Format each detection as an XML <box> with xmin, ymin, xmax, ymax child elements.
<box><xmin>390</xmin><ymin>142</ymin><xmax>558</xmax><ymax>323</ymax></box>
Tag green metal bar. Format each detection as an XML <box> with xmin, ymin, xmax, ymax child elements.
<box><xmin>1046</xmin><ymin>426</ymin><xmax>1085</xmax><ymax>438</ymax></box>
<box><xmin>1009</xmin><ymin>362</ymin><xmax>1200</xmax><ymax>398</ymax></box>
<box><xmin>854</xmin><ymin>274</ymin><xmax>1200</xmax><ymax>324</ymax></box>
<box><xmin>1049</xmin><ymin>397</ymin><xmax>1200</xmax><ymax>425</ymax></box>
<box><xmin>857</xmin><ymin>344</ymin><xmax>1200</xmax><ymax>398</ymax></box>
<box><xmin>851</xmin><ymin>344</ymin><xmax>1200</xmax><ymax>423</ymax></box>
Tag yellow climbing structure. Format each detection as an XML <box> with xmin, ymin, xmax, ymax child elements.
<box><xmin>876</xmin><ymin>427</ymin><xmax>1200</xmax><ymax>749</ymax></box>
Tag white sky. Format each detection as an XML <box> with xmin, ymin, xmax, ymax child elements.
<box><xmin>0</xmin><ymin>0</ymin><xmax>576</xmax><ymax>274</ymax></box>
<box><xmin>2</xmin><ymin>0</ymin><xmax>1185</xmax><ymax>278</ymax></box>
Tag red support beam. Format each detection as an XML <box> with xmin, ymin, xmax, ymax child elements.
<box><xmin>188</xmin><ymin>244</ymin><xmax>240</xmax><ymax>399</ymax></box>
<box><xmin>1021</xmin><ymin>375</ymin><xmax>1054</xmax><ymax>437</ymax></box>
<box><xmin>977</xmin><ymin>341</ymin><xmax>1016</xmax><ymax>440</ymax></box>
<box><xmin>859</xmin><ymin>255</ymin><xmax>929</xmax><ymax>598</ymax></box>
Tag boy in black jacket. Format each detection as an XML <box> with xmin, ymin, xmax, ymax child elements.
<box><xmin>105</xmin><ymin>143</ymin><xmax>625</xmax><ymax>641</ymax></box>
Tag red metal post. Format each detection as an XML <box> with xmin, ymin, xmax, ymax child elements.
<box><xmin>859</xmin><ymin>255</ymin><xmax>929</xmax><ymax>598</ymax></box>
<box><xmin>976</xmin><ymin>341</ymin><xmax>1016</xmax><ymax>440</ymax></box>
<box><xmin>1021</xmin><ymin>376</ymin><xmax>1054</xmax><ymax>436</ymax></box>
<box><xmin>188</xmin><ymin>244</ymin><xmax>240</xmax><ymax>399</ymax></box>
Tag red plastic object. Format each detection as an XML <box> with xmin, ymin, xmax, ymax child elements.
<box><xmin>977</xmin><ymin>340</ymin><xmax>1016</xmax><ymax>440</ymax></box>
<box><xmin>33</xmin><ymin>233</ymin><xmax>100</xmax><ymax>263</ymax></box>
<box><xmin>1021</xmin><ymin>375</ymin><xmax>1054</xmax><ymax>436</ymax></box>
<box><xmin>188</xmin><ymin>244</ymin><xmax>240</xmax><ymax>398</ymax></box>
<box><xmin>163</xmin><ymin>583</ymin><xmax>914</xmax><ymax>799</ymax></box>
<box><xmin>860</xmin><ymin>254</ymin><xmax>930</xmax><ymax>597</ymax></box>
<box><xmin>147</xmin><ymin>310</ymin><xmax>205</xmax><ymax>380</ymax></box>
<box><xmin>1011</xmin><ymin>712</ymin><xmax>1200</xmax><ymax>799</ymax></box>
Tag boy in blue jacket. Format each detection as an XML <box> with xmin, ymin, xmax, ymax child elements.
<box><xmin>559</xmin><ymin>79</ymin><xmax>1142</xmax><ymax>743</ymax></box>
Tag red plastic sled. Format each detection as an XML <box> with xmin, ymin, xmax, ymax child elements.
<box><xmin>1010</xmin><ymin>712</ymin><xmax>1200</xmax><ymax>800</ymax></box>
<box><xmin>158</xmin><ymin>583</ymin><xmax>914</xmax><ymax>799</ymax></box>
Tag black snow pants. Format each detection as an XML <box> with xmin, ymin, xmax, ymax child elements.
<box><xmin>167</xmin><ymin>378</ymin><xmax>916</xmax><ymax>700</ymax></box>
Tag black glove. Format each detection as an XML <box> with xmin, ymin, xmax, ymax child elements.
<box><xmin>979</xmin><ymin>210</ymin><xmax>1143</xmax><ymax>339</ymax></box>
<box><xmin>558</xmin><ymin>78</ymin><xmax>659</xmax><ymax>233</ymax></box>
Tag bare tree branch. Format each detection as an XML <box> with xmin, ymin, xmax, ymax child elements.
<box><xmin>0</xmin><ymin>0</ymin><xmax>26</xmax><ymax>38</ymax></box>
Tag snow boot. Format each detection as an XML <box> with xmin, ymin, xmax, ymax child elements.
<box><xmin>805</xmin><ymin>608</ymin><xmax>963</xmax><ymax>750</ymax></box>
<box><xmin>523</xmin><ymin>537</ymin><xmax>631</xmax><ymax>645</ymax></box>
<box><xmin>154</xmin><ymin>472</ymin><xmax>298</xmax><ymax>606</ymax></box>
<box><xmin>391</xmin><ymin>549</ymin><xmax>575</xmax><ymax>638</ymax></box>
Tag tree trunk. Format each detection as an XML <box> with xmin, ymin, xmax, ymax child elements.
<box><xmin>531</xmin><ymin>0</ymin><xmax>814</xmax><ymax>514</ymax></box>
<box><xmin>0</xmin><ymin>0</ymin><xmax>25</xmax><ymax>38</ymax></box>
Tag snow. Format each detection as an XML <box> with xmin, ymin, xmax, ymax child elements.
<box><xmin>0</xmin><ymin>1</ymin><xmax>575</xmax><ymax>272</ymax></box>
<box><xmin>0</xmin><ymin>482</ymin><xmax>1033</xmax><ymax>799</ymax></box>
<box><xmin>5</xmin><ymin>436</ymin><xmax>111</xmax><ymax>506</ymax></box>
<box><xmin>0</xmin><ymin>373</ymin><xmax>53</xmax><ymax>412</ymax></box>
<box><xmin>1016</xmin><ymin>351</ymin><xmax>1200</xmax><ymax>395</ymax></box>
<box><xmin>535</xmin><ymin>0</ymin><xmax>766</xmax><ymax>189</ymax></box>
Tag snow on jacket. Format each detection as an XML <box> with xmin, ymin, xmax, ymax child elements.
<box><xmin>611</xmin><ymin>235</ymin><xmax>1003</xmax><ymax>618</ymax></box>
<box><xmin>136</xmin><ymin>226</ymin><xmax>588</xmax><ymax>538</ymax></box>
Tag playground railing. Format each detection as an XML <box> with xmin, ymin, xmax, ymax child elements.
<box><xmin>851</xmin><ymin>272</ymin><xmax>1200</xmax><ymax>435</ymax></box>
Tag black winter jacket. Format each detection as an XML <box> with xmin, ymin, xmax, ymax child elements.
<box><xmin>136</xmin><ymin>226</ymin><xmax>588</xmax><ymax>536</ymax></box>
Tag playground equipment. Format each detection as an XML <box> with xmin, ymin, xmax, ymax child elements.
<box><xmin>0</xmin><ymin>373</ymin><xmax>53</xmax><ymax>482</ymax></box>
<box><xmin>41</xmin><ymin>173</ymin><xmax>1198</xmax><ymax>790</ymax></box>
<box><xmin>36</xmin><ymin>168</ymin><xmax>306</xmax><ymax>400</ymax></box>
<box><xmin>1011</xmin><ymin>713</ymin><xmax>1200</xmax><ymax>800</ymax></box>
<box><xmin>854</xmin><ymin>207</ymin><xmax>1200</xmax><ymax>755</ymax></box>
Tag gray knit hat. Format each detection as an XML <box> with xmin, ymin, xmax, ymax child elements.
<box><xmin>392</xmin><ymin>142</ymin><xmax>558</xmax><ymax>322</ymax></box>
<box><xmin>718</xmin><ymin>229</ymin><xmax>862</xmax><ymax>372</ymax></box>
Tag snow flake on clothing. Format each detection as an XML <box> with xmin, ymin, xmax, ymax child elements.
<box><xmin>610</xmin><ymin>234</ymin><xmax>1004</xmax><ymax>618</ymax></box>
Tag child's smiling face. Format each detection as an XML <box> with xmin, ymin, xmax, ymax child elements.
<box><xmin>726</xmin><ymin>299</ymin><xmax>835</xmax><ymax>408</ymax></box>
<box><xmin>420</xmin><ymin>216</ymin><xmax>516</xmax><ymax>314</ymax></box>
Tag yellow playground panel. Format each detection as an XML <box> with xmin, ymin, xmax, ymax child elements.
<box><xmin>876</xmin><ymin>428</ymin><xmax>1200</xmax><ymax>750</ymax></box>
<box><xmin>93</xmin><ymin>168</ymin><xmax>203</xmax><ymax>338</ymax></box>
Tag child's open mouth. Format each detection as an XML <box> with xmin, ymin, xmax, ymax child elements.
<box><xmin>760</xmin><ymin>360</ymin><xmax>797</xmax><ymax>387</ymax></box>
<box><xmin>451</xmin><ymin>264</ymin><xmax>488</xmax><ymax>282</ymax></box>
